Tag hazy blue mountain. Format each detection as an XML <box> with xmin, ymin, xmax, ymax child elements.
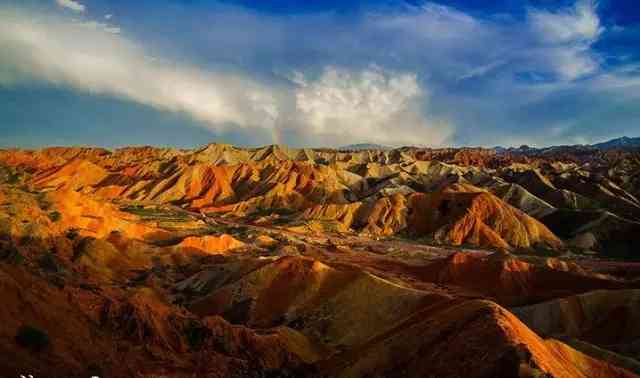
<box><xmin>339</xmin><ymin>143</ymin><xmax>392</xmax><ymax>151</ymax></box>
<box><xmin>592</xmin><ymin>136</ymin><xmax>640</xmax><ymax>150</ymax></box>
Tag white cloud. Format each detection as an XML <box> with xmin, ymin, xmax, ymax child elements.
<box><xmin>458</xmin><ymin>60</ymin><xmax>506</xmax><ymax>81</ymax></box>
<box><xmin>0</xmin><ymin>5</ymin><xmax>456</xmax><ymax>147</ymax></box>
<box><xmin>294</xmin><ymin>66</ymin><xmax>452</xmax><ymax>146</ymax></box>
<box><xmin>375</xmin><ymin>3</ymin><xmax>481</xmax><ymax>42</ymax></box>
<box><xmin>79</xmin><ymin>21</ymin><xmax>121</xmax><ymax>34</ymax></box>
<box><xmin>528</xmin><ymin>0</ymin><xmax>602</xmax><ymax>43</ymax></box>
<box><xmin>377</xmin><ymin>0</ymin><xmax>605</xmax><ymax>82</ymax></box>
<box><xmin>104</xmin><ymin>14</ymin><xmax>112</xmax><ymax>20</ymax></box>
<box><xmin>527</xmin><ymin>0</ymin><xmax>603</xmax><ymax>81</ymax></box>
<box><xmin>55</xmin><ymin>0</ymin><xmax>85</xmax><ymax>13</ymax></box>
<box><xmin>590</xmin><ymin>64</ymin><xmax>640</xmax><ymax>90</ymax></box>
<box><xmin>0</xmin><ymin>7</ymin><xmax>280</xmax><ymax>134</ymax></box>
<box><xmin>550</xmin><ymin>46</ymin><xmax>600</xmax><ymax>81</ymax></box>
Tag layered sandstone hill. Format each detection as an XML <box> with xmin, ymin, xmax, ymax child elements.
<box><xmin>420</xmin><ymin>252</ymin><xmax>635</xmax><ymax>306</ymax></box>
<box><xmin>407</xmin><ymin>184</ymin><xmax>563</xmax><ymax>250</ymax></box>
<box><xmin>3</xmin><ymin>142</ymin><xmax>639</xmax><ymax>255</ymax></box>
<box><xmin>177</xmin><ymin>255</ymin><xmax>638</xmax><ymax>378</ymax></box>
<box><xmin>502</xmin><ymin>165</ymin><xmax>640</xmax><ymax>221</ymax></box>
<box><xmin>512</xmin><ymin>290</ymin><xmax>640</xmax><ymax>374</ymax></box>
<box><xmin>323</xmin><ymin>299</ymin><xmax>636</xmax><ymax>378</ymax></box>
<box><xmin>513</xmin><ymin>289</ymin><xmax>640</xmax><ymax>351</ymax></box>
<box><xmin>542</xmin><ymin>209</ymin><xmax>640</xmax><ymax>258</ymax></box>
<box><xmin>31</xmin><ymin>159</ymin><xmax>109</xmax><ymax>191</ymax></box>
<box><xmin>302</xmin><ymin>184</ymin><xmax>562</xmax><ymax>251</ymax></box>
<box><xmin>0</xmin><ymin>263</ymin><xmax>321</xmax><ymax>378</ymax></box>
<box><xmin>1</xmin><ymin>167</ymin><xmax>638</xmax><ymax>377</ymax></box>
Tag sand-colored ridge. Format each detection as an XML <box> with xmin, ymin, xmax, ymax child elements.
<box><xmin>173</xmin><ymin>234</ymin><xmax>246</xmax><ymax>255</ymax></box>
<box><xmin>407</xmin><ymin>185</ymin><xmax>564</xmax><ymax>250</ymax></box>
<box><xmin>324</xmin><ymin>299</ymin><xmax>637</xmax><ymax>377</ymax></box>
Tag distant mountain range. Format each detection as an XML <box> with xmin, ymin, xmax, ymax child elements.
<box><xmin>339</xmin><ymin>143</ymin><xmax>392</xmax><ymax>151</ymax></box>
<box><xmin>496</xmin><ymin>136</ymin><xmax>640</xmax><ymax>153</ymax></box>
<box><xmin>592</xmin><ymin>136</ymin><xmax>640</xmax><ymax>150</ymax></box>
<box><xmin>341</xmin><ymin>136</ymin><xmax>639</xmax><ymax>152</ymax></box>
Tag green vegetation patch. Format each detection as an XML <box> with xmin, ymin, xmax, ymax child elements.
<box><xmin>226</xmin><ymin>225</ymin><xmax>250</xmax><ymax>238</ymax></box>
<box><xmin>47</xmin><ymin>211</ymin><xmax>62</xmax><ymax>222</ymax></box>
<box><xmin>72</xmin><ymin>236</ymin><xmax>99</xmax><ymax>262</ymax></box>
<box><xmin>120</xmin><ymin>204</ymin><xmax>192</xmax><ymax>222</ymax></box>
<box><xmin>38</xmin><ymin>252</ymin><xmax>63</xmax><ymax>273</ymax></box>
<box><xmin>255</xmin><ymin>207</ymin><xmax>298</xmax><ymax>217</ymax></box>
<box><xmin>514</xmin><ymin>246</ymin><xmax>561</xmax><ymax>258</ymax></box>
<box><xmin>1</xmin><ymin>244</ymin><xmax>25</xmax><ymax>265</ymax></box>
<box><xmin>19</xmin><ymin>234</ymin><xmax>36</xmax><ymax>245</ymax></box>
<box><xmin>15</xmin><ymin>326</ymin><xmax>50</xmax><ymax>352</ymax></box>
<box><xmin>65</xmin><ymin>228</ymin><xmax>80</xmax><ymax>240</ymax></box>
<box><xmin>0</xmin><ymin>165</ymin><xmax>25</xmax><ymax>185</ymax></box>
<box><xmin>245</xmin><ymin>207</ymin><xmax>299</xmax><ymax>223</ymax></box>
<box><xmin>183</xmin><ymin>320</ymin><xmax>212</xmax><ymax>351</ymax></box>
<box><xmin>36</xmin><ymin>192</ymin><xmax>52</xmax><ymax>211</ymax></box>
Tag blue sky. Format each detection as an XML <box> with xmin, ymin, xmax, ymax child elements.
<box><xmin>0</xmin><ymin>0</ymin><xmax>639</xmax><ymax>148</ymax></box>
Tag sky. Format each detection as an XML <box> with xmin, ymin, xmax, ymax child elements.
<box><xmin>0</xmin><ymin>0</ymin><xmax>639</xmax><ymax>148</ymax></box>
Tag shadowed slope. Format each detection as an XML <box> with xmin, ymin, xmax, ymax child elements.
<box><xmin>323</xmin><ymin>299</ymin><xmax>636</xmax><ymax>378</ymax></box>
<box><xmin>513</xmin><ymin>290</ymin><xmax>640</xmax><ymax>360</ymax></box>
<box><xmin>420</xmin><ymin>252</ymin><xmax>633</xmax><ymax>306</ymax></box>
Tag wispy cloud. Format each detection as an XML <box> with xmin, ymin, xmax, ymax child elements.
<box><xmin>527</xmin><ymin>0</ymin><xmax>604</xmax><ymax>81</ymax></box>
<box><xmin>458</xmin><ymin>60</ymin><xmax>506</xmax><ymax>81</ymax></box>
<box><xmin>55</xmin><ymin>0</ymin><xmax>85</xmax><ymax>13</ymax></box>
<box><xmin>528</xmin><ymin>0</ymin><xmax>602</xmax><ymax>43</ymax></box>
<box><xmin>0</xmin><ymin>7</ymin><xmax>280</xmax><ymax>135</ymax></box>
<box><xmin>79</xmin><ymin>21</ymin><xmax>121</xmax><ymax>34</ymax></box>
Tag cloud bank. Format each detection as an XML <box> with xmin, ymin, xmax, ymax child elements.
<box><xmin>55</xmin><ymin>0</ymin><xmax>85</xmax><ymax>13</ymax></box>
<box><xmin>294</xmin><ymin>67</ymin><xmax>451</xmax><ymax>146</ymax></box>
<box><xmin>0</xmin><ymin>4</ymin><xmax>450</xmax><ymax>147</ymax></box>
